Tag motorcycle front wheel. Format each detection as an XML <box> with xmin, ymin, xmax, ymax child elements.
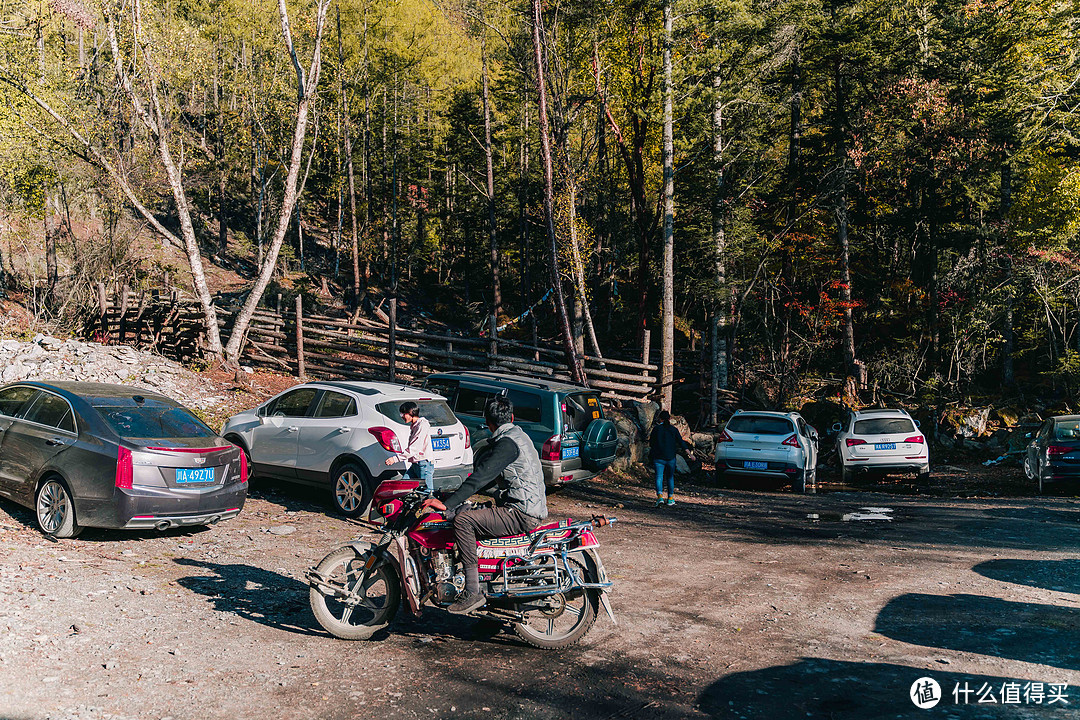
<box><xmin>512</xmin><ymin>559</ymin><xmax>599</xmax><ymax>650</ymax></box>
<box><xmin>310</xmin><ymin>547</ymin><xmax>400</xmax><ymax>640</ymax></box>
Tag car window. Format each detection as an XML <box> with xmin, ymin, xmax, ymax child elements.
<box><xmin>1053</xmin><ymin>420</ymin><xmax>1080</xmax><ymax>440</ymax></box>
<box><xmin>852</xmin><ymin>418</ymin><xmax>915</xmax><ymax>435</ymax></box>
<box><xmin>0</xmin><ymin>386</ymin><xmax>38</xmax><ymax>418</ymax></box>
<box><xmin>268</xmin><ymin>388</ymin><xmax>318</xmax><ymax>418</ymax></box>
<box><xmin>22</xmin><ymin>392</ymin><xmax>76</xmax><ymax>433</ymax></box>
<box><xmin>315</xmin><ymin>391</ymin><xmax>357</xmax><ymax>419</ymax></box>
<box><xmin>455</xmin><ymin>386</ymin><xmax>493</xmax><ymax>417</ymax></box>
<box><xmin>562</xmin><ymin>392</ymin><xmax>603</xmax><ymax>433</ymax></box>
<box><xmin>97</xmin><ymin>406</ymin><xmax>216</xmax><ymax>439</ymax></box>
<box><xmin>726</xmin><ymin>415</ymin><xmax>795</xmax><ymax>435</ymax></box>
<box><xmin>424</xmin><ymin>379</ymin><xmax>459</xmax><ymax>408</ymax></box>
<box><xmin>507</xmin><ymin>390</ymin><xmax>544</xmax><ymax>425</ymax></box>
<box><xmin>375</xmin><ymin>400</ymin><xmax>459</xmax><ymax>427</ymax></box>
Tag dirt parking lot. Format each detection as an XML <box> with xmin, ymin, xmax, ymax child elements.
<box><xmin>1</xmin><ymin>467</ymin><xmax>1079</xmax><ymax>720</ymax></box>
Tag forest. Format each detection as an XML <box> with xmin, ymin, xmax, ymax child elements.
<box><xmin>0</xmin><ymin>0</ymin><xmax>1078</xmax><ymax>419</ymax></box>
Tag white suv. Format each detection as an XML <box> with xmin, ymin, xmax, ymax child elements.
<box><xmin>221</xmin><ymin>381</ymin><xmax>473</xmax><ymax>517</ymax></box>
<box><xmin>714</xmin><ymin>410</ymin><xmax>819</xmax><ymax>493</ymax></box>
<box><xmin>833</xmin><ymin>408</ymin><xmax>929</xmax><ymax>483</ymax></box>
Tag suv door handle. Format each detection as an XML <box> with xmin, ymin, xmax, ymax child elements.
<box><xmin>45</xmin><ymin>437</ymin><xmax>67</xmax><ymax>446</ymax></box>
<box><xmin>337</xmin><ymin>427</ymin><xmax>351</xmax><ymax>434</ymax></box>
<box><xmin>286</xmin><ymin>426</ymin><xmax>298</xmax><ymax>433</ymax></box>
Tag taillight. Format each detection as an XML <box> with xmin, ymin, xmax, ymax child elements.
<box><xmin>464</xmin><ymin>428</ymin><xmax>471</xmax><ymax>449</ymax></box>
<box><xmin>904</xmin><ymin>435</ymin><xmax>925</xmax><ymax>444</ymax></box>
<box><xmin>368</xmin><ymin>427</ymin><xmax>403</xmax><ymax>453</ymax></box>
<box><xmin>718</xmin><ymin>430</ymin><xmax>733</xmax><ymax>443</ymax></box>
<box><xmin>239</xmin><ymin>450</ymin><xmax>248</xmax><ymax>483</ymax></box>
<box><xmin>846</xmin><ymin>438</ymin><xmax>866</xmax><ymax>447</ymax></box>
<box><xmin>115</xmin><ymin>446</ymin><xmax>133</xmax><ymax>490</ymax></box>
<box><xmin>781</xmin><ymin>434</ymin><xmax>799</xmax><ymax>447</ymax></box>
<box><xmin>1048</xmin><ymin>445</ymin><xmax>1070</xmax><ymax>457</ymax></box>
<box><xmin>541</xmin><ymin>435</ymin><xmax>561</xmax><ymax>461</ymax></box>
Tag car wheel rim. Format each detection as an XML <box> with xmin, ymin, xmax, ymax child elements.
<box><xmin>37</xmin><ymin>482</ymin><xmax>69</xmax><ymax>534</ymax></box>
<box><xmin>335</xmin><ymin>471</ymin><xmax>363</xmax><ymax>512</ymax></box>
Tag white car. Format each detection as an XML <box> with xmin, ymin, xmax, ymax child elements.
<box><xmin>221</xmin><ymin>381</ymin><xmax>473</xmax><ymax>517</ymax></box>
<box><xmin>833</xmin><ymin>408</ymin><xmax>929</xmax><ymax>483</ymax></box>
<box><xmin>715</xmin><ymin>410</ymin><xmax>819</xmax><ymax>492</ymax></box>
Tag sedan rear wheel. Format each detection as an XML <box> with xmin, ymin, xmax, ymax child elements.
<box><xmin>330</xmin><ymin>463</ymin><xmax>371</xmax><ymax>518</ymax></box>
<box><xmin>36</xmin><ymin>479</ymin><xmax>82</xmax><ymax>539</ymax></box>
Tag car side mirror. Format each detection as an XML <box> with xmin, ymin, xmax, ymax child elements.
<box><xmin>831</xmin><ymin>423</ymin><xmax>842</xmax><ymax>433</ymax></box>
<box><xmin>1023</xmin><ymin>432</ymin><xmax>1033</xmax><ymax>440</ymax></box>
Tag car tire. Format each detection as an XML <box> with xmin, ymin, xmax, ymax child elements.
<box><xmin>36</xmin><ymin>478</ymin><xmax>82</xmax><ymax>539</ymax></box>
<box><xmin>797</xmin><ymin>467</ymin><xmax>816</xmax><ymax>493</ymax></box>
<box><xmin>329</xmin><ymin>462</ymin><xmax>372</xmax><ymax>518</ymax></box>
<box><xmin>916</xmin><ymin>465</ymin><xmax>931</xmax><ymax>483</ymax></box>
<box><xmin>840</xmin><ymin>462</ymin><xmax>854</xmax><ymax>484</ymax></box>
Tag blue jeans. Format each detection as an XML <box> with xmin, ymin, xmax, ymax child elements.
<box><xmin>407</xmin><ymin>460</ymin><xmax>435</xmax><ymax>494</ymax></box>
<box><xmin>653</xmin><ymin>458</ymin><xmax>676</xmax><ymax>496</ymax></box>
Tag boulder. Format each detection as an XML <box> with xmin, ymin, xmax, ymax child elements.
<box><xmin>691</xmin><ymin>432</ymin><xmax>715</xmax><ymax>457</ymax></box>
<box><xmin>675</xmin><ymin>455</ymin><xmax>691</xmax><ymax>475</ymax></box>
<box><xmin>939</xmin><ymin>406</ymin><xmax>991</xmax><ymax>438</ymax></box>
<box><xmin>633</xmin><ymin>401</ymin><xmax>660</xmax><ymax>436</ymax></box>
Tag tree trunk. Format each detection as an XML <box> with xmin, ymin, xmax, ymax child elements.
<box><xmin>834</xmin><ymin>58</ymin><xmax>856</xmax><ymax>375</ymax></box>
<box><xmin>224</xmin><ymin>0</ymin><xmax>331</xmax><ymax>363</ymax></box>
<box><xmin>780</xmin><ymin>42</ymin><xmax>801</xmax><ymax>365</ymax></box>
<box><xmin>339</xmin><ymin>3</ymin><xmax>361</xmax><ymax>306</ymax></box>
<box><xmin>482</xmin><ymin>36</ymin><xmax>501</xmax><ymax>319</ymax></box>
<box><xmin>660</xmin><ymin>0</ymin><xmax>675</xmax><ymax>411</ymax></box>
<box><xmin>531</xmin><ymin>0</ymin><xmax>585</xmax><ymax>386</ymax></box>
<box><xmin>710</xmin><ymin>60</ymin><xmax>729</xmax><ymax>427</ymax></box>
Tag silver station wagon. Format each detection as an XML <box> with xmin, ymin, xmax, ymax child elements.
<box><xmin>0</xmin><ymin>381</ymin><xmax>247</xmax><ymax>538</ymax></box>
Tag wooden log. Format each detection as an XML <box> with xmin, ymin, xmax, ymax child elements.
<box><xmin>583</xmin><ymin>366</ymin><xmax>658</xmax><ymax>384</ymax></box>
<box><xmin>584</xmin><ymin>377</ymin><xmax>656</xmax><ymax>395</ymax></box>
<box><xmin>296</xmin><ymin>294</ymin><xmax>306</xmax><ymax>380</ymax></box>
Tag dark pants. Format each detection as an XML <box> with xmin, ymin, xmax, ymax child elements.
<box><xmin>454</xmin><ymin>505</ymin><xmax>541</xmax><ymax>594</ymax></box>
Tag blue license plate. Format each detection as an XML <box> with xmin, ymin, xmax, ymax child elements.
<box><xmin>874</xmin><ymin>443</ymin><xmax>897</xmax><ymax>451</ymax></box>
<box><xmin>743</xmin><ymin>461</ymin><xmax>768</xmax><ymax>470</ymax></box>
<box><xmin>176</xmin><ymin>468</ymin><xmax>214</xmax><ymax>484</ymax></box>
<box><xmin>562</xmin><ymin>445</ymin><xmax>580</xmax><ymax>460</ymax></box>
<box><xmin>431</xmin><ymin>437</ymin><xmax>451</xmax><ymax>452</ymax></box>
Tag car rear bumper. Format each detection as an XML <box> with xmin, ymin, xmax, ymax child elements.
<box><xmin>1041</xmin><ymin>462</ymin><xmax>1080</xmax><ymax>483</ymax></box>
<box><xmin>542</xmin><ymin>462</ymin><xmax>594</xmax><ymax>486</ymax></box>
<box><xmin>845</xmin><ymin>461</ymin><xmax>928</xmax><ymax>473</ymax></box>
<box><xmin>718</xmin><ymin>461</ymin><xmax>805</xmax><ymax>479</ymax></box>
<box><xmin>77</xmin><ymin>482</ymin><xmax>247</xmax><ymax>529</ymax></box>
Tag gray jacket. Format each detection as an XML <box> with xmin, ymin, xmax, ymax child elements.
<box><xmin>443</xmin><ymin>422</ymin><xmax>548</xmax><ymax>521</ymax></box>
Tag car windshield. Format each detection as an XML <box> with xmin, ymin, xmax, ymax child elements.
<box><xmin>96</xmin><ymin>406</ymin><xmax>216</xmax><ymax>439</ymax></box>
<box><xmin>1053</xmin><ymin>420</ymin><xmax>1080</xmax><ymax>440</ymax></box>
<box><xmin>376</xmin><ymin>400</ymin><xmax>458</xmax><ymax>427</ymax></box>
<box><xmin>853</xmin><ymin>417</ymin><xmax>915</xmax><ymax>435</ymax></box>
<box><xmin>726</xmin><ymin>415</ymin><xmax>794</xmax><ymax>435</ymax></box>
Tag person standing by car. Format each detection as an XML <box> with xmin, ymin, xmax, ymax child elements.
<box><xmin>385</xmin><ymin>401</ymin><xmax>435</xmax><ymax>494</ymax></box>
<box><xmin>650</xmin><ymin>410</ymin><xmax>689</xmax><ymax>507</ymax></box>
<box><xmin>419</xmin><ymin>395</ymin><xmax>548</xmax><ymax>615</ymax></box>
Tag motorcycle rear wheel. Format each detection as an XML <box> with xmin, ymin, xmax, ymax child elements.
<box><xmin>310</xmin><ymin>547</ymin><xmax>400</xmax><ymax>640</ymax></box>
<box><xmin>512</xmin><ymin>560</ymin><xmax>599</xmax><ymax>649</ymax></box>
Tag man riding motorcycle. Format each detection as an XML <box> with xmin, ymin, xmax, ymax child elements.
<box><xmin>419</xmin><ymin>394</ymin><xmax>548</xmax><ymax>614</ymax></box>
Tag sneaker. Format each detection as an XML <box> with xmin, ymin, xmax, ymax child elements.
<box><xmin>448</xmin><ymin>591</ymin><xmax>486</xmax><ymax>615</ymax></box>
<box><xmin>666</xmin><ymin>497</ymin><xmax>676</xmax><ymax>506</ymax></box>
<box><xmin>655</xmin><ymin>497</ymin><xmax>665</xmax><ymax>507</ymax></box>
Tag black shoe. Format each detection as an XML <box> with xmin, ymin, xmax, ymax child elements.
<box><xmin>448</xmin><ymin>591</ymin><xmax>486</xmax><ymax>615</ymax></box>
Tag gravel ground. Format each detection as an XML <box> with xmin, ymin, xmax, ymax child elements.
<box><xmin>2</xmin><ymin>467</ymin><xmax>1079</xmax><ymax>720</ymax></box>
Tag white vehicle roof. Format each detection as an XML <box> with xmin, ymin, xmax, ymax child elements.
<box><xmin>732</xmin><ymin>410</ymin><xmax>802</xmax><ymax>419</ymax></box>
<box><xmin>851</xmin><ymin>408</ymin><xmax>910</xmax><ymax>418</ymax></box>
<box><xmin>304</xmin><ymin>380</ymin><xmax>446</xmax><ymax>402</ymax></box>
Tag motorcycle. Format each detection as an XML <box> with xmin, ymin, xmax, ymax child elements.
<box><xmin>306</xmin><ymin>478</ymin><xmax>617</xmax><ymax>649</ymax></box>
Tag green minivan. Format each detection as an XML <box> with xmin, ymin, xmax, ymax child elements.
<box><xmin>422</xmin><ymin>371</ymin><xmax>618</xmax><ymax>487</ymax></box>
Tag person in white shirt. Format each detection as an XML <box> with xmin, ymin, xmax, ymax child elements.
<box><xmin>384</xmin><ymin>401</ymin><xmax>435</xmax><ymax>494</ymax></box>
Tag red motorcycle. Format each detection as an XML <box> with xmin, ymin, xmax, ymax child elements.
<box><xmin>306</xmin><ymin>478</ymin><xmax>617</xmax><ymax>649</ymax></box>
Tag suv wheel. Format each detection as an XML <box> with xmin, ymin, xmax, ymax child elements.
<box><xmin>329</xmin><ymin>463</ymin><xmax>371</xmax><ymax>518</ymax></box>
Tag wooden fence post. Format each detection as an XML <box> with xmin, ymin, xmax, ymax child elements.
<box><xmin>97</xmin><ymin>282</ymin><xmax>107</xmax><ymax>339</ymax></box>
<box><xmin>295</xmin><ymin>294</ymin><xmax>307</xmax><ymax>380</ymax></box>
<box><xmin>118</xmin><ymin>284</ymin><xmax>131</xmax><ymax>344</ymax></box>
<box><xmin>388</xmin><ymin>295</ymin><xmax>397</xmax><ymax>382</ymax></box>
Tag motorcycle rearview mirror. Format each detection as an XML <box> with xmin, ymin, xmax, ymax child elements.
<box><xmin>831</xmin><ymin>422</ymin><xmax>842</xmax><ymax>433</ymax></box>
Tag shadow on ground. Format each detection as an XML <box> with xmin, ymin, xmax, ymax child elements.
<box><xmin>874</xmin><ymin>593</ymin><xmax>1080</xmax><ymax>671</ymax></box>
<box><xmin>697</xmin><ymin>657</ymin><xmax>1067</xmax><ymax>718</ymax></box>
<box><xmin>173</xmin><ymin>557</ymin><xmax>322</xmax><ymax>636</ymax></box>
<box><xmin>974</xmin><ymin>559</ymin><xmax>1080</xmax><ymax>595</ymax></box>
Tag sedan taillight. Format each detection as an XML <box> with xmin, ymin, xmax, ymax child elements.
<box><xmin>846</xmin><ymin>438</ymin><xmax>866</xmax><ymax>447</ymax></box>
<box><xmin>464</xmin><ymin>428</ymin><xmax>471</xmax><ymax>449</ymax></box>
<box><xmin>717</xmin><ymin>430</ymin><xmax>733</xmax><ymax>443</ymax></box>
<box><xmin>904</xmin><ymin>435</ymin><xmax>925</xmax><ymax>444</ymax></box>
<box><xmin>115</xmin><ymin>447</ymin><xmax>133</xmax><ymax>490</ymax></box>
<box><xmin>1048</xmin><ymin>445</ymin><xmax>1070</xmax><ymax>457</ymax></box>
<box><xmin>781</xmin><ymin>434</ymin><xmax>799</xmax><ymax>447</ymax></box>
<box><xmin>239</xmin><ymin>450</ymin><xmax>248</xmax><ymax>483</ymax></box>
<box><xmin>368</xmin><ymin>427</ymin><xmax>403</xmax><ymax>453</ymax></box>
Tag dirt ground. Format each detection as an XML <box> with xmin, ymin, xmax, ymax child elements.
<box><xmin>1</xmin><ymin>465</ymin><xmax>1079</xmax><ymax>720</ymax></box>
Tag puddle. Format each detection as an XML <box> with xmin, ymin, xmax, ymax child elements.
<box><xmin>808</xmin><ymin>507</ymin><xmax>895</xmax><ymax>522</ymax></box>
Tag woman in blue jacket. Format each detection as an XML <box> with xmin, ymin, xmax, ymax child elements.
<box><xmin>650</xmin><ymin>410</ymin><xmax>689</xmax><ymax>506</ymax></box>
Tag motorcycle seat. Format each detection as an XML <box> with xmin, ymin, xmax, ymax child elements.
<box><xmin>476</xmin><ymin>518</ymin><xmax>574</xmax><ymax>558</ymax></box>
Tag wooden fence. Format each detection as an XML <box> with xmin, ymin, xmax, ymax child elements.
<box><xmin>88</xmin><ymin>285</ymin><xmax>660</xmax><ymax>403</ymax></box>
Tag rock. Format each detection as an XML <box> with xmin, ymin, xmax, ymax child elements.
<box><xmin>675</xmin><ymin>455</ymin><xmax>691</xmax><ymax>475</ymax></box>
<box><xmin>268</xmin><ymin>525</ymin><xmax>296</xmax><ymax>536</ymax></box>
<box><xmin>632</xmin><ymin>401</ymin><xmax>660</xmax><ymax>435</ymax></box>
<box><xmin>691</xmin><ymin>432</ymin><xmax>715</xmax><ymax>456</ymax></box>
